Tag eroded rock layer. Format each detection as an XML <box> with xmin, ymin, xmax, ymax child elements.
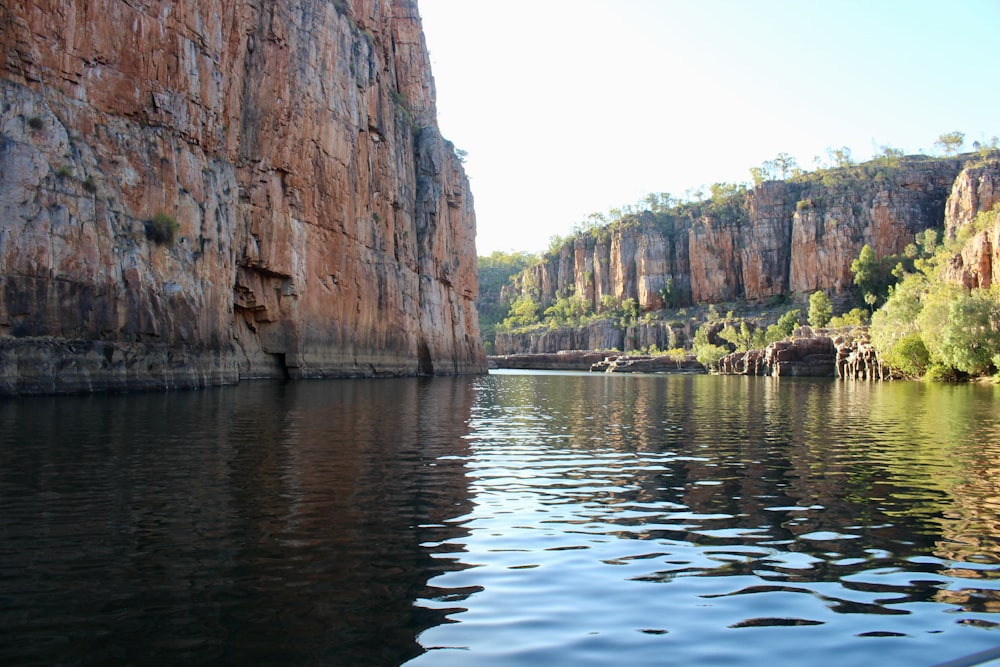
<box><xmin>507</xmin><ymin>158</ymin><xmax>964</xmax><ymax>317</ymax></box>
<box><xmin>941</xmin><ymin>161</ymin><xmax>1000</xmax><ymax>289</ymax></box>
<box><xmin>0</xmin><ymin>0</ymin><xmax>485</xmax><ymax>394</ymax></box>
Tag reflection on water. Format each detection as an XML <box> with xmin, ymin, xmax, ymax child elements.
<box><xmin>0</xmin><ymin>378</ymin><xmax>476</xmax><ymax>666</ymax></box>
<box><xmin>411</xmin><ymin>373</ymin><xmax>1000</xmax><ymax>666</ymax></box>
<box><xmin>2</xmin><ymin>372</ymin><xmax>1000</xmax><ymax>666</ymax></box>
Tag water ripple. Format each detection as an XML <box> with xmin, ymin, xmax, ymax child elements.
<box><xmin>410</xmin><ymin>373</ymin><xmax>1000</xmax><ymax>666</ymax></box>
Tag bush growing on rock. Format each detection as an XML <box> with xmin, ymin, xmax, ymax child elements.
<box><xmin>145</xmin><ymin>212</ymin><xmax>179</xmax><ymax>245</ymax></box>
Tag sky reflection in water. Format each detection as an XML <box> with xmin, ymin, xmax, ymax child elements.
<box><xmin>410</xmin><ymin>372</ymin><xmax>1000</xmax><ymax>667</ymax></box>
<box><xmin>2</xmin><ymin>373</ymin><xmax>999</xmax><ymax>666</ymax></box>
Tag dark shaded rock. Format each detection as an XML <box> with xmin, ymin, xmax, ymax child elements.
<box><xmin>591</xmin><ymin>354</ymin><xmax>705</xmax><ymax>374</ymax></box>
<box><xmin>488</xmin><ymin>350</ymin><xmax>608</xmax><ymax>371</ymax></box>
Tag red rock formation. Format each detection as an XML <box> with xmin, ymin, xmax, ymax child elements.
<box><xmin>717</xmin><ymin>327</ymin><xmax>893</xmax><ymax>380</ymax></box>
<box><xmin>508</xmin><ymin>158</ymin><xmax>962</xmax><ymax>316</ymax></box>
<box><xmin>834</xmin><ymin>330</ymin><xmax>891</xmax><ymax>381</ymax></box>
<box><xmin>0</xmin><ymin>0</ymin><xmax>485</xmax><ymax>394</ymax></box>
<box><xmin>499</xmin><ymin>158</ymin><xmax>966</xmax><ymax>355</ymax></box>
<box><xmin>941</xmin><ymin>162</ymin><xmax>1000</xmax><ymax>290</ymax></box>
<box><xmin>717</xmin><ymin>328</ymin><xmax>838</xmax><ymax>378</ymax></box>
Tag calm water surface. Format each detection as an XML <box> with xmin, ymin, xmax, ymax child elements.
<box><xmin>2</xmin><ymin>371</ymin><xmax>1000</xmax><ymax>666</ymax></box>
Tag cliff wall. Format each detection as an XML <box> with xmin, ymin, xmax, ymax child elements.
<box><xmin>941</xmin><ymin>162</ymin><xmax>1000</xmax><ymax>289</ymax></box>
<box><xmin>0</xmin><ymin>0</ymin><xmax>485</xmax><ymax>394</ymax></box>
<box><xmin>507</xmin><ymin>158</ymin><xmax>963</xmax><ymax>314</ymax></box>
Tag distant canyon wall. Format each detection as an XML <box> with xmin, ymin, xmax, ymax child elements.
<box><xmin>0</xmin><ymin>0</ymin><xmax>485</xmax><ymax>394</ymax></box>
<box><xmin>497</xmin><ymin>158</ymin><xmax>1000</xmax><ymax>355</ymax></box>
<box><xmin>511</xmin><ymin>158</ymin><xmax>963</xmax><ymax>311</ymax></box>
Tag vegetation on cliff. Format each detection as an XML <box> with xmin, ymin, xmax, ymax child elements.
<box><xmin>869</xmin><ymin>208</ymin><xmax>1000</xmax><ymax>380</ymax></box>
<box><xmin>478</xmin><ymin>137</ymin><xmax>1000</xmax><ymax>381</ymax></box>
<box><xmin>477</xmin><ymin>251</ymin><xmax>533</xmax><ymax>353</ymax></box>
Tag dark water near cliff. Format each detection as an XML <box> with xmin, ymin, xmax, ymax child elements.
<box><xmin>2</xmin><ymin>372</ymin><xmax>1000</xmax><ymax>666</ymax></box>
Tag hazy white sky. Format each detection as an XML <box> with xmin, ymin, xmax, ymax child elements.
<box><xmin>418</xmin><ymin>0</ymin><xmax>1000</xmax><ymax>256</ymax></box>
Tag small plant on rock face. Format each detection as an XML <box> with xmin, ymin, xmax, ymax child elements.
<box><xmin>145</xmin><ymin>212</ymin><xmax>179</xmax><ymax>245</ymax></box>
<box><xmin>55</xmin><ymin>165</ymin><xmax>72</xmax><ymax>178</ymax></box>
<box><xmin>27</xmin><ymin>116</ymin><xmax>44</xmax><ymax>130</ymax></box>
<box><xmin>82</xmin><ymin>176</ymin><xmax>97</xmax><ymax>193</ymax></box>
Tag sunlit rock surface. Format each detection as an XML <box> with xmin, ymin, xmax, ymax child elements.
<box><xmin>941</xmin><ymin>162</ymin><xmax>1000</xmax><ymax>289</ymax></box>
<box><xmin>0</xmin><ymin>0</ymin><xmax>485</xmax><ymax>394</ymax></box>
<box><xmin>499</xmin><ymin>157</ymin><xmax>970</xmax><ymax>354</ymax></box>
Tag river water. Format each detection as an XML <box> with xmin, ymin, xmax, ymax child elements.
<box><xmin>2</xmin><ymin>371</ymin><xmax>999</xmax><ymax>666</ymax></box>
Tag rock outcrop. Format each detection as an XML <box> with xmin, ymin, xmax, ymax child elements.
<box><xmin>717</xmin><ymin>326</ymin><xmax>890</xmax><ymax>380</ymax></box>
<box><xmin>940</xmin><ymin>161</ymin><xmax>1000</xmax><ymax>290</ymax></box>
<box><xmin>590</xmin><ymin>354</ymin><xmax>704</xmax><ymax>374</ymax></box>
<box><xmin>718</xmin><ymin>328</ymin><xmax>837</xmax><ymax>378</ymax></box>
<box><xmin>493</xmin><ymin>319</ymin><xmax>691</xmax><ymax>356</ymax></box>
<box><xmin>488</xmin><ymin>350</ymin><xmax>608</xmax><ymax>371</ymax></box>
<box><xmin>834</xmin><ymin>329</ymin><xmax>891</xmax><ymax>381</ymax></box>
<box><xmin>0</xmin><ymin>0</ymin><xmax>485</xmax><ymax>394</ymax></box>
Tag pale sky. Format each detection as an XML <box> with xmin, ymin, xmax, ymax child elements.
<box><xmin>418</xmin><ymin>0</ymin><xmax>1000</xmax><ymax>256</ymax></box>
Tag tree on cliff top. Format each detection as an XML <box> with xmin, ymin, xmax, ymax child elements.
<box><xmin>934</xmin><ymin>131</ymin><xmax>965</xmax><ymax>156</ymax></box>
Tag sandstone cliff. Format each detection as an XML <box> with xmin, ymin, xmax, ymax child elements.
<box><xmin>940</xmin><ymin>161</ymin><xmax>1000</xmax><ymax>289</ymax></box>
<box><xmin>0</xmin><ymin>0</ymin><xmax>485</xmax><ymax>394</ymax></box>
<box><xmin>495</xmin><ymin>157</ymin><xmax>969</xmax><ymax>354</ymax></box>
<box><xmin>508</xmin><ymin>157</ymin><xmax>963</xmax><ymax>312</ymax></box>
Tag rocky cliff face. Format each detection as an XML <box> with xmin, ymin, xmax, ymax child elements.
<box><xmin>0</xmin><ymin>0</ymin><xmax>485</xmax><ymax>394</ymax></box>
<box><xmin>941</xmin><ymin>161</ymin><xmax>1000</xmax><ymax>289</ymax></box>
<box><xmin>506</xmin><ymin>158</ymin><xmax>964</xmax><ymax>319</ymax></box>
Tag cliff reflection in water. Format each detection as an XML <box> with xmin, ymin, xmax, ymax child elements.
<box><xmin>4</xmin><ymin>373</ymin><xmax>1000</xmax><ymax>666</ymax></box>
<box><xmin>412</xmin><ymin>372</ymin><xmax>1000</xmax><ymax>666</ymax></box>
<box><xmin>470</xmin><ymin>373</ymin><xmax>1000</xmax><ymax>565</ymax></box>
<box><xmin>0</xmin><ymin>378</ymin><xmax>477</xmax><ymax>666</ymax></box>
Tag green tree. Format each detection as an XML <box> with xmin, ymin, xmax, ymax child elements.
<box><xmin>718</xmin><ymin>320</ymin><xmax>755</xmax><ymax>353</ymax></box>
<box><xmin>775</xmin><ymin>309</ymin><xmax>801</xmax><ymax>336</ymax></box>
<box><xmin>749</xmin><ymin>166</ymin><xmax>768</xmax><ymax>186</ymax></box>
<box><xmin>849</xmin><ymin>243</ymin><xmax>911</xmax><ymax>309</ymax></box>
<box><xmin>889</xmin><ymin>333</ymin><xmax>931</xmax><ymax>378</ymax></box>
<box><xmin>477</xmin><ymin>250</ymin><xmax>535</xmax><ymax>339</ymax></box>
<box><xmin>619</xmin><ymin>298</ymin><xmax>639</xmax><ymax>326</ymax></box>
<box><xmin>543</xmin><ymin>294</ymin><xmax>591</xmax><ymax>326</ymax></box>
<box><xmin>933</xmin><ymin>289</ymin><xmax>1000</xmax><ymax>375</ymax></box>
<box><xmin>695</xmin><ymin>343</ymin><xmax>730</xmax><ymax>370</ymax></box>
<box><xmin>692</xmin><ymin>322</ymin><xmax>730</xmax><ymax>370</ymax></box>
<box><xmin>974</xmin><ymin>136</ymin><xmax>1000</xmax><ymax>160</ymax></box>
<box><xmin>772</xmin><ymin>153</ymin><xmax>798</xmax><ymax>179</ymax></box>
<box><xmin>874</xmin><ymin>145</ymin><xmax>904</xmax><ymax>168</ymax></box>
<box><xmin>934</xmin><ymin>131</ymin><xmax>965</xmax><ymax>156</ymax></box>
<box><xmin>827</xmin><ymin>146</ymin><xmax>854</xmax><ymax>168</ymax></box>
<box><xmin>808</xmin><ymin>290</ymin><xmax>833</xmax><ymax>328</ymax></box>
<box><xmin>502</xmin><ymin>295</ymin><xmax>540</xmax><ymax>329</ymax></box>
<box><xmin>828</xmin><ymin>308</ymin><xmax>869</xmax><ymax>327</ymax></box>
<box><xmin>851</xmin><ymin>245</ymin><xmax>879</xmax><ymax>296</ymax></box>
<box><xmin>870</xmin><ymin>273</ymin><xmax>929</xmax><ymax>377</ymax></box>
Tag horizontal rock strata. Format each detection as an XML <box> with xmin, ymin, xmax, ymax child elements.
<box><xmin>590</xmin><ymin>354</ymin><xmax>705</xmax><ymax>374</ymax></box>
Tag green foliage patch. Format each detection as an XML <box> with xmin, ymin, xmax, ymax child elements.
<box><xmin>145</xmin><ymin>212</ymin><xmax>180</xmax><ymax>245</ymax></box>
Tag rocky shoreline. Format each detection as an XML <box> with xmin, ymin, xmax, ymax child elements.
<box><xmin>717</xmin><ymin>326</ymin><xmax>890</xmax><ymax>380</ymax></box>
<box><xmin>489</xmin><ymin>327</ymin><xmax>890</xmax><ymax>380</ymax></box>
<box><xmin>489</xmin><ymin>350</ymin><xmax>705</xmax><ymax>374</ymax></box>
